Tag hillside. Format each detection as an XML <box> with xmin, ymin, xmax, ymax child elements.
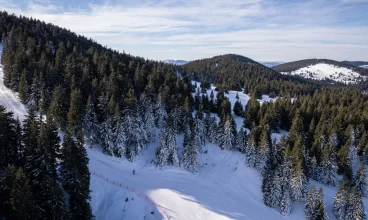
<box><xmin>262</xmin><ymin>61</ymin><xmax>284</xmax><ymax>68</ymax></box>
<box><xmin>273</xmin><ymin>59</ymin><xmax>368</xmax><ymax>84</ymax></box>
<box><xmin>2</xmin><ymin>60</ymin><xmax>367</xmax><ymax>219</ymax></box>
<box><xmin>163</xmin><ymin>59</ymin><xmax>189</xmax><ymax>65</ymax></box>
<box><xmin>2</xmin><ymin>11</ymin><xmax>368</xmax><ymax>220</ymax></box>
<box><xmin>181</xmin><ymin>54</ymin><xmax>316</xmax><ymax>97</ymax></box>
<box><xmin>343</xmin><ymin>61</ymin><xmax>368</xmax><ymax>67</ymax></box>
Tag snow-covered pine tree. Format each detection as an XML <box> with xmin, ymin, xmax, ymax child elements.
<box><xmin>155</xmin><ymin>102</ymin><xmax>167</xmax><ymax>128</ymax></box>
<box><xmin>101</xmin><ymin>117</ymin><xmax>117</xmax><ymax>156</ymax></box>
<box><xmin>346</xmin><ymin>126</ymin><xmax>358</xmax><ymax>171</ymax></box>
<box><xmin>180</xmin><ymin>125</ymin><xmax>199</xmax><ymax>172</ymax></box>
<box><xmin>262</xmin><ymin>165</ymin><xmax>278</xmax><ymax>208</ymax></box>
<box><xmin>280</xmin><ymin>190</ymin><xmax>291</xmax><ymax>216</ymax></box>
<box><xmin>218</xmin><ymin>119</ymin><xmax>235</xmax><ymax>150</ymax></box>
<box><xmin>319</xmin><ymin>144</ymin><xmax>338</xmax><ymax>186</ymax></box>
<box><xmin>193</xmin><ymin>111</ymin><xmax>206</xmax><ymax>152</ymax></box>
<box><xmin>207</xmin><ymin>115</ymin><xmax>218</xmax><ymax>143</ymax></box>
<box><xmin>236</xmin><ymin>127</ymin><xmax>248</xmax><ymax>153</ymax></box>
<box><xmin>156</xmin><ymin>116</ymin><xmax>179</xmax><ymax>166</ymax></box>
<box><xmin>355</xmin><ymin>163</ymin><xmax>368</xmax><ymax>197</ymax></box>
<box><xmin>363</xmin><ymin>143</ymin><xmax>368</xmax><ymax>165</ymax></box>
<box><xmin>333</xmin><ymin>180</ymin><xmax>349</xmax><ymax>220</ymax></box>
<box><xmin>156</xmin><ymin>130</ymin><xmax>169</xmax><ymax>166</ymax></box>
<box><xmin>315</xmin><ymin>188</ymin><xmax>329</xmax><ymax>220</ymax></box>
<box><xmin>305</xmin><ymin>186</ymin><xmax>317</xmax><ymax>220</ymax></box>
<box><xmin>345</xmin><ymin>187</ymin><xmax>365</xmax><ymax>220</ymax></box>
<box><xmin>166</xmin><ymin>117</ymin><xmax>179</xmax><ymax>166</ymax></box>
<box><xmin>276</xmin><ymin>150</ymin><xmax>292</xmax><ymax>215</ymax></box>
<box><xmin>122</xmin><ymin>111</ymin><xmax>148</xmax><ymax>161</ymax></box>
<box><xmin>115</xmin><ymin>119</ymin><xmax>127</xmax><ymax>157</ymax></box>
<box><xmin>97</xmin><ymin>93</ymin><xmax>108</xmax><ymax>120</ymax></box>
<box><xmin>258</xmin><ymin>125</ymin><xmax>271</xmax><ymax>174</ymax></box>
<box><xmin>29</xmin><ymin>74</ymin><xmax>41</xmax><ymax>107</ymax></box>
<box><xmin>144</xmin><ymin>103</ymin><xmax>156</xmax><ymax>143</ymax></box>
<box><xmin>291</xmin><ymin>160</ymin><xmax>308</xmax><ymax>203</ymax></box>
<box><xmin>82</xmin><ymin>95</ymin><xmax>100</xmax><ymax>144</ymax></box>
<box><xmin>245</xmin><ymin>126</ymin><xmax>258</xmax><ymax>167</ymax></box>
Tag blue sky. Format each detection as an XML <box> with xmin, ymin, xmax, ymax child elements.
<box><xmin>1</xmin><ymin>0</ymin><xmax>367</xmax><ymax>62</ymax></box>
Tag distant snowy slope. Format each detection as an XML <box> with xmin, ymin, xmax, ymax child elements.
<box><xmin>261</xmin><ymin>61</ymin><xmax>284</xmax><ymax>67</ymax></box>
<box><xmin>162</xmin><ymin>59</ymin><xmax>189</xmax><ymax>65</ymax></box>
<box><xmin>280</xmin><ymin>63</ymin><xmax>365</xmax><ymax>84</ymax></box>
<box><xmin>361</xmin><ymin>65</ymin><xmax>368</xmax><ymax>69</ymax></box>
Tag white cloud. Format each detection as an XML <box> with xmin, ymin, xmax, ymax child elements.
<box><xmin>1</xmin><ymin>0</ymin><xmax>367</xmax><ymax>62</ymax></box>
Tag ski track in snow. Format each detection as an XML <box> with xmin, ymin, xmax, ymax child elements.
<box><xmin>1</xmin><ymin>44</ymin><xmax>368</xmax><ymax>219</ymax></box>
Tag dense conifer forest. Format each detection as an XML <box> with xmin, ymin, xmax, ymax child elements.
<box><xmin>0</xmin><ymin>11</ymin><xmax>368</xmax><ymax>219</ymax></box>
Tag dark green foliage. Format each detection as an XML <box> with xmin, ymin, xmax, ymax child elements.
<box><xmin>182</xmin><ymin>54</ymin><xmax>316</xmax><ymax>95</ymax></box>
<box><xmin>243</xmin><ymin>96</ymin><xmax>260</xmax><ymax>128</ymax></box>
<box><xmin>68</xmin><ymin>89</ymin><xmax>84</xmax><ymax>135</ymax></box>
<box><xmin>60</xmin><ymin>132</ymin><xmax>93</xmax><ymax>219</ymax></box>
<box><xmin>0</xmin><ymin>106</ymin><xmax>22</xmax><ymax>169</ymax></box>
<box><xmin>233</xmin><ymin>100</ymin><xmax>243</xmax><ymax>117</ymax></box>
<box><xmin>9</xmin><ymin>168</ymin><xmax>35</xmax><ymax>220</ymax></box>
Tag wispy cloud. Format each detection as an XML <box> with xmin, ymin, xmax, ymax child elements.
<box><xmin>0</xmin><ymin>0</ymin><xmax>367</xmax><ymax>62</ymax></box>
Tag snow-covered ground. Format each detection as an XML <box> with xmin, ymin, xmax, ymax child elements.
<box><xmin>261</xmin><ymin>61</ymin><xmax>284</xmax><ymax>68</ymax></box>
<box><xmin>0</xmin><ymin>47</ymin><xmax>28</xmax><ymax>122</ymax></box>
<box><xmin>281</xmin><ymin>63</ymin><xmax>366</xmax><ymax>84</ymax></box>
<box><xmin>361</xmin><ymin>65</ymin><xmax>368</xmax><ymax>69</ymax></box>
<box><xmin>162</xmin><ymin>59</ymin><xmax>189</xmax><ymax>65</ymax></box>
<box><xmin>1</xmin><ymin>46</ymin><xmax>367</xmax><ymax>219</ymax></box>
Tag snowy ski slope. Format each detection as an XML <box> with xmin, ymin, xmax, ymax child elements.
<box><xmin>0</xmin><ymin>46</ymin><xmax>367</xmax><ymax>219</ymax></box>
<box><xmin>281</xmin><ymin>63</ymin><xmax>365</xmax><ymax>84</ymax></box>
<box><xmin>0</xmin><ymin>45</ymin><xmax>27</xmax><ymax>122</ymax></box>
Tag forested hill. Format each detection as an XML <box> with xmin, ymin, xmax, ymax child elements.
<box><xmin>273</xmin><ymin>59</ymin><xmax>368</xmax><ymax>76</ymax></box>
<box><xmin>181</xmin><ymin>53</ymin><xmax>318</xmax><ymax>97</ymax></box>
<box><xmin>0</xmin><ymin>11</ymin><xmax>193</xmax><ymax>120</ymax></box>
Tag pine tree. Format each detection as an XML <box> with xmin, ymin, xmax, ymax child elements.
<box><xmin>258</xmin><ymin>125</ymin><xmax>271</xmax><ymax>174</ymax></box>
<box><xmin>10</xmin><ymin>168</ymin><xmax>35</xmax><ymax>220</ymax></box>
<box><xmin>333</xmin><ymin>180</ymin><xmax>349</xmax><ymax>220</ymax></box>
<box><xmin>355</xmin><ymin>163</ymin><xmax>368</xmax><ymax>197</ymax></box>
<box><xmin>262</xmin><ymin>166</ymin><xmax>278</xmax><ymax>208</ymax></box>
<box><xmin>49</xmin><ymin>86</ymin><xmax>68</xmax><ymax>130</ymax></box>
<box><xmin>193</xmin><ymin>111</ymin><xmax>206</xmax><ymax>152</ymax></box>
<box><xmin>144</xmin><ymin>104</ymin><xmax>156</xmax><ymax>143</ymax></box>
<box><xmin>245</xmin><ymin>126</ymin><xmax>258</xmax><ymax>167</ymax></box>
<box><xmin>18</xmin><ymin>70</ymin><xmax>29</xmax><ymax>104</ymax></box>
<box><xmin>291</xmin><ymin>160</ymin><xmax>308</xmax><ymax>203</ymax></box>
<box><xmin>101</xmin><ymin>117</ymin><xmax>116</xmax><ymax>156</ymax></box>
<box><xmin>156</xmin><ymin>117</ymin><xmax>179</xmax><ymax>166</ymax></box>
<box><xmin>180</xmin><ymin>126</ymin><xmax>199</xmax><ymax>172</ymax></box>
<box><xmin>319</xmin><ymin>144</ymin><xmax>338</xmax><ymax>186</ymax></box>
<box><xmin>338</xmin><ymin>139</ymin><xmax>354</xmax><ymax>181</ymax></box>
<box><xmin>68</xmin><ymin>89</ymin><xmax>84</xmax><ymax>135</ymax></box>
<box><xmin>233</xmin><ymin>100</ymin><xmax>243</xmax><ymax>117</ymax></box>
<box><xmin>218</xmin><ymin>119</ymin><xmax>235</xmax><ymax>150</ymax></box>
<box><xmin>155</xmin><ymin>102</ymin><xmax>167</xmax><ymax>128</ymax></box>
<box><xmin>305</xmin><ymin>186</ymin><xmax>317</xmax><ymax>220</ymax></box>
<box><xmin>280</xmin><ymin>190</ymin><xmax>291</xmax><ymax>216</ymax></box>
<box><xmin>345</xmin><ymin>187</ymin><xmax>365</xmax><ymax>220</ymax></box>
<box><xmin>60</xmin><ymin>132</ymin><xmax>93</xmax><ymax>220</ymax></box>
<box><xmin>315</xmin><ymin>188</ymin><xmax>329</xmax><ymax>220</ymax></box>
<box><xmin>0</xmin><ymin>165</ymin><xmax>16</xmax><ymax>217</ymax></box>
<box><xmin>236</xmin><ymin>127</ymin><xmax>248</xmax><ymax>153</ymax></box>
<box><xmin>83</xmin><ymin>96</ymin><xmax>100</xmax><ymax>144</ymax></box>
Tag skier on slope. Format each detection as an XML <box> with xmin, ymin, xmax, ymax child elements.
<box><xmin>132</xmin><ymin>169</ymin><xmax>135</xmax><ymax>175</ymax></box>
